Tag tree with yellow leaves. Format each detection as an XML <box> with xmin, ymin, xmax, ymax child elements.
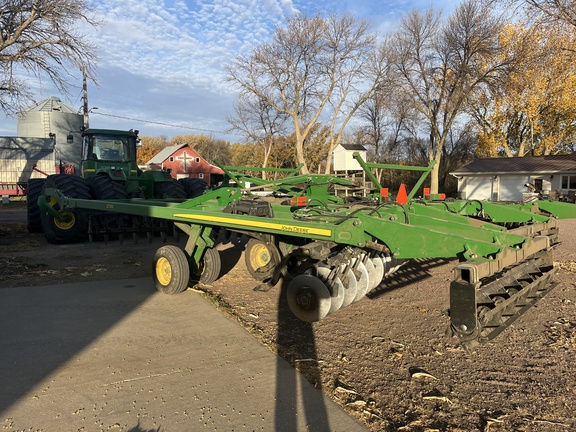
<box><xmin>469</xmin><ymin>23</ymin><xmax>576</xmax><ymax>156</ymax></box>
<box><xmin>137</xmin><ymin>136</ymin><xmax>169</xmax><ymax>166</ymax></box>
<box><xmin>137</xmin><ymin>134</ymin><xmax>231</xmax><ymax>166</ymax></box>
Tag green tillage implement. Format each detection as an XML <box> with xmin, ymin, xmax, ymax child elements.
<box><xmin>349</xmin><ymin>152</ymin><xmax>576</xmax><ymax>346</ymax></box>
<box><xmin>38</xmin><ymin>162</ymin><xmax>569</xmax><ymax>348</ymax></box>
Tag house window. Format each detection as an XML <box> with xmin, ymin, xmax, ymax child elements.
<box><xmin>199</xmin><ymin>173</ymin><xmax>204</xmax><ymax>179</ymax></box>
<box><xmin>196</xmin><ymin>157</ymin><xmax>200</xmax><ymax>163</ymax></box>
<box><xmin>169</xmin><ymin>156</ymin><xmax>174</xmax><ymax>162</ymax></box>
<box><xmin>561</xmin><ymin>175</ymin><xmax>576</xmax><ymax>189</ymax></box>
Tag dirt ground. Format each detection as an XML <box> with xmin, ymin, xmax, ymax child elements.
<box><xmin>1</xmin><ymin>200</ymin><xmax>575</xmax><ymax>432</ymax></box>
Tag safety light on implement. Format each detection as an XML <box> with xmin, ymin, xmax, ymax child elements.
<box><xmin>290</xmin><ymin>196</ymin><xmax>308</xmax><ymax>206</ymax></box>
<box><xmin>380</xmin><ymin>188</ymin><xmax>390</xmax><ymax>202</ymax></box>
<box><xmin>424</xmin><ymin>187</ymin><xmax>446</xmax><ymax>201</ymax></box>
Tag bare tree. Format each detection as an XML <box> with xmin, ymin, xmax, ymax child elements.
<box><xmin>226</xmin><ymin>13</ymin><xmax>386</xmax><ymax>174</ymax></box>
<box><xmin>194</xmin><ymin>138</ymin><xmax>232</xmax><ymax>165</ymax></box>
<box><xmin>387</xmin><ymin>0</ymin><xmax>511</xmax><ymax>193</ymax></box>
<box><xmin>226</xmin><ymin>96</ymin><xmax>288</xmax><ymax>179</ymax></box>
<box><xmin>356</xmin><ymin>87</ymin><xmax>418</xmax><ymax>163</ymax></box>
<box><xmin>502</xmin><ymin>0</ymin><xmax>576</xmax><ymax>26</ymax></box>
<box><xmin>0</xmin><ymin>0</ymin><xmax>98</xmax><ymax>114</ymax></box>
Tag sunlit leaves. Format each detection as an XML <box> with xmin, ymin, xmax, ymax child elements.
<box><xmin>470</xmin><ymin>23</ymin><xmax>576</xmax><ymax>156</ymax></box>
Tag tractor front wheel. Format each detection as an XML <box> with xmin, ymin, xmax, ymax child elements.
<box><xmin>154</xmin><ymin>181</ymin><xmax>186</xmax><ymax>199</ymax></box>
<box><xmin>153</xmin><ymin>245</ymin><xmax>190</xmax><ymax>294</ymax></box>
<box><xmin>178</xmin><ymin>178</ymin><xmax>208</xmax><ymax>198</ymax></box>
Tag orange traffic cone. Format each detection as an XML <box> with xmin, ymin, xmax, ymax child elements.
<box><xmin>396</xmin><ymin>183</ymin><xmax>408</xmax><ymax>205</ymax></box>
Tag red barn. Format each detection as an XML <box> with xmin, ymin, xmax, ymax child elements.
<box><xmin>146</xmin><ymin>144</ymin><xmax>224</xmax><ymax>186</ymax></box>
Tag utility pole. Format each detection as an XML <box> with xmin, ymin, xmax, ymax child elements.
<box><xmin>82</xmin><ymin>67</ymin><xmax>89</xmax><ymax>129</ymax></box>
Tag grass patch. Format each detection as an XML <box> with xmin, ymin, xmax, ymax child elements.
<box><xmin>193</xmin><ymin>285</ymin><xmax>237</xmax><ymax>317</ymax></box>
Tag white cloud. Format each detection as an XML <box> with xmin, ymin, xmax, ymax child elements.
<box><xmin>2</xmin><ymin>0</ymin><xmax>462</xmax><ymax>140</ymax></box>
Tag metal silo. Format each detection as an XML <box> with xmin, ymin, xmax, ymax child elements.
<box><xmin>17</xmin><ymin>96</ymin><xmax>84</xmax><ymax>173</ymax></box>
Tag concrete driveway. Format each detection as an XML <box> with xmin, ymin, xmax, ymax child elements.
<box><xmin>0</xmin><ymin>278</ymin><xmax>367</xmax><ymax>431</ymax></box>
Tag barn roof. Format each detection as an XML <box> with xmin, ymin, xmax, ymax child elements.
<box><xmin>146</xmin><ymin>144</ymin><xmax>191</xmax><ymax>164</ymax></box>
<box><xmin>452</xmin><ymin>153</ymin><xmax>576</xmax><ymax>175</ymax></box>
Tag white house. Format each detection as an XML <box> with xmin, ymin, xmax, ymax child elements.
<box><xmin>451</xmin><ymin>153</ymin><xmax>576</xmax><ymax>202</ymax></box>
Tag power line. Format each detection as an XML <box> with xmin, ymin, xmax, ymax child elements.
<box><xmin>91</xmin><ymin>110</ymin><xmax>242</xmax><ymax>137</ymax></box>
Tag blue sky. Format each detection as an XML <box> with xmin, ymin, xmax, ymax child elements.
<box><xmin>1</xmin><ymin>0</ymin><xmax>456</xmax><ymax>142</ymax></box>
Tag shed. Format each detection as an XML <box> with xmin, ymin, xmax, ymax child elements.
<box><xmin>0</xmin><ymin>137</ymin><xmax>56</xmax><ymax>196</ymax></box>
<box><xmin>332</xmin><ymin>144</ymin><xmax>370</xmax><ymax>197</ymax></box>
<box><xmin>451</xmin><ymin>153</ymin><xmax>576</xmax><ymax>202</ymax></box>
<box><xmin>332</xmin><ymin>143</ymin><xmax>367</xmax><ymax>172</ymax></box>
<box><xmin>146</xmin><ymin>144</ymin><xmax>224</xmax><ymax>186</ymax></box>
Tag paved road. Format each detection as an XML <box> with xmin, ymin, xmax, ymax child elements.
<box><xmin>0</xmin><ymin>278</ymin><xmax>368</xmax><ymax>431</ymax></box>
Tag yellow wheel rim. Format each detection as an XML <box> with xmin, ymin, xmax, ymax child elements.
<box><xmin>248</xmin><ymin>243</ymin><xmax>272</xmax><ymax>269</ymax></box>
<box><xmin>53</xmin><ymin>211</ymin><xmax>76</xmax><ymax>230</ymax></box>
<box><xmin>48</xmin><ymin>196</ymin><xmax>76</xmax><ymax>230</ymax></box>
<box><xmin>156</xmin><ymin>257</ymin><xmax>172</xmax><ymax>286</ymax></box>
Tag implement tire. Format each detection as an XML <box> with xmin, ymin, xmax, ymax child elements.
<box><xmin>153</xmin><ymin>245</ymin><xmax>190</xmax><ymax>294</ymax></box>
<box><xmin>26</xmin><ymin>178</ymin><xmax>46</xmax><ymax>233</ymax></box>
<box><xmin>40</xmin><ymin>175</ymin><xmax>91</xmax><ymax>244</ymax></box>
<box><xmin>191</xmin><ymin>247</ymin><xmax>221</xmax><ymax>284</ymax></box>
<box><xmin>244</xmin><ymin>238</ymin><xmax>281</xmax><ymax>282</ymax></box>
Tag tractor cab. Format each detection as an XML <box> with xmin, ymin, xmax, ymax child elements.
<box><xmin>81</xmin><ymin>128</ymin><xmax>140</xmax><ymax>180</ymax></box>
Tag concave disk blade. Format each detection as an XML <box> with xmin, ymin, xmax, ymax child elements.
<box><xmin>317</xmin><ymin>266</ymin><xmax>345</xmax><ymax>313</ymax></box>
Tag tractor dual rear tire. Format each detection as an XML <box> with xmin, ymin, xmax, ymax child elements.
<box><xmin>40</xmin><ymin>175</ymin><xmax>91</xmax><ymax>244</ymax></box>
<box><xmin>26</xmin><ymin>178</ymin><xmax>46</xmax><ymax>233</ymax></box>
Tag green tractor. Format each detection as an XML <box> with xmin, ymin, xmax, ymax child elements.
<box><xmin>27</xmin><ymin>128</ymin><xmax>207</xmax><ymax>243</ymax></box>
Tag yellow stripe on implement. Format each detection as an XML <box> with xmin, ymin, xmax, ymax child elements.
<box><xmin>173</xmin><ymin>213</ymin><xmax>332</xmax><ymax>237</ymax></box>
